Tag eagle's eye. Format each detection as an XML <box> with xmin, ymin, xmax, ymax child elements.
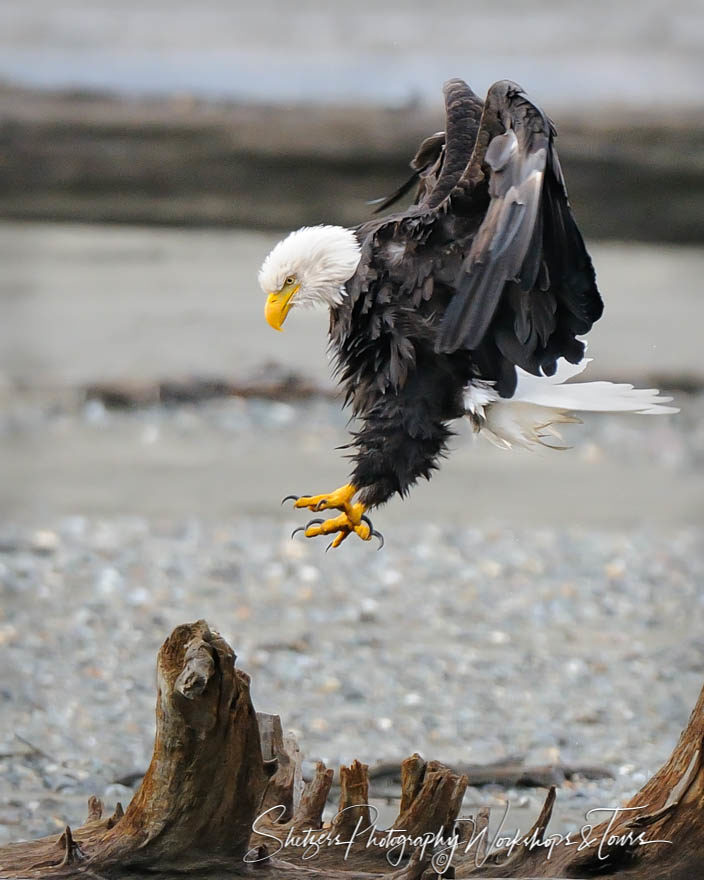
<box><xmin>284</xmin><ymin>275</ymin><xmax>296</xmax><ymax>287</ymax></box>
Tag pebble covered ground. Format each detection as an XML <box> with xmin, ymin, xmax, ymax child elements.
<box><xmin>1</xmin><ymin>396</ymin><xmax>703</xmax><ymax>846</ymax></box>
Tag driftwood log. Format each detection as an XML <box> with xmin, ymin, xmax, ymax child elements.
<box><xmin>1</xmin><ymin>620</ymin><xmax>703</xmax><ymax>879</ymax></box>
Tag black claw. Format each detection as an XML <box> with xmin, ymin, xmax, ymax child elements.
<box><xmin>291</xmin><ymin>526</ymin><xmax>306</xmax><ymax>539</ymax></box>
<box><xmin>304</xmin><ymin>517</ymin><xmax>325</xmax><ymax>530</ymax></box>
<box><xmin>281</xmin><ymin>494</ymin><xmax>299</xmax><ymax>506</ymax></box>
<box><xmin>358</xmin><ymin>514</ymin><xmax>384</xmax><ymax>549</ymax></box>
<box><xmin>314</xmin><ymin>500</ymin><xmax>327</xmax><ymax>511</ymax></box>
<box><xmin>325</xmin><ymin>540</ymin><xmax>334</xmax><ymax>552</ymax></box>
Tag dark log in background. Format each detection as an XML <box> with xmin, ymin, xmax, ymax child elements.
<box><xmin>1</xmin><ymin>83</ymin><xmax>703</xmax><ymax>242</ymax></box>
<box><xmin>1</xmin><ymin>620</ymin><xmax>703</xmax><ymax>879</ymax></box>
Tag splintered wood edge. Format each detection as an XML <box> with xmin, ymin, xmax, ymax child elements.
<box><xmin>334</xmin><ymin>760</ymin><xmax>371</xmax><ymax>834</ymax></box>
<box><xmin>293</xmin><ymin>761</ymin><xmax>334</xmax><ymax>828</ymax></box>
<box><xmin>398</xmin><ymin>753</ymin><xmax>427</xmax><ymax>815</ymax></box>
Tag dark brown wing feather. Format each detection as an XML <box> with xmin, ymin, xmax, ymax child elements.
<box><xmin>436</xmin><ymin>80</ymin><xmax>603</xmax><ymax>369</ymax></box>
<box><xmin>421</xmin><ymin>79</ymin><xmax>484</xmax><ymax>208</ymax></box>
<box><xmin>370</xmin><ymin>78</ymin><xmax>482</xmax><ymax>214</ymax></box>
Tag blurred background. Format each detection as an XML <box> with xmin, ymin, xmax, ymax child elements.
<box><xmin>1</xmin><ymin>0</ymin><xmax>703</xmax><ymax>853</ymax></box>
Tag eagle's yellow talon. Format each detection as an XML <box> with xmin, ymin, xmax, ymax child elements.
<box><xmin>304</xmin><ymin>512</ymin><xmax>350</xmax><ymax>537</ymax></box>
<box><xmin>293</xmin><ymin>484</ymin><xmax>357</xmax><ymax>513</ymax></box>
<box><xmin>353</xmin><ymin>520</ymin><xmax>371</xmax><ymax>541</ymax></box>
<box><xmin>327</xmin><ymin>532</ymin><xmax>349</xmax><ymax>551</ymax></box>
<box><xmin>288</xmin><ymin>485</ymin><xmax>383</xmax><ymax>549</ymax></box>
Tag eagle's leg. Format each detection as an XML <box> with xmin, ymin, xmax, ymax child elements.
<box><xmin>286</xmin><ymin>483</ymin><xmax>357</xmax><ymax>513</ymax></box>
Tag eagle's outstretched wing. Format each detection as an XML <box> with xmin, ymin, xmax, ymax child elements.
<box><xmin>347</xmin><ymin>79</ymin><xmax>602</xmax><ymax>400</ymax></box>
<box><xmin>436</xmin><ymin>81</ymin><xmax>603</xmax><ymax>380</ymax></box>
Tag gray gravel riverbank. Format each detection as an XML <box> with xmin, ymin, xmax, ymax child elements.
<box><xmin>1</xmin><ymin>515</ymin><xmax>703</xmax><ymax>844</ymax></box>
<box><xmin>1</xmin><ymin>392</ymin><xmax>703</xmax><ymax>844</ymax></box>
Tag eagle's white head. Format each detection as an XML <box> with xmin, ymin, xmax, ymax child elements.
<box><xmin>258</xmin><ymin>225</ymin><xmax>362</xmax><ymax>330</ymax></box>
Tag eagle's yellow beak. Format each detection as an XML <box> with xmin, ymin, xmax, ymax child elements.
<box><xmin>265</xmin><ymin>285</ymin><xmax>298</xmax><ymax>331</ymax></box>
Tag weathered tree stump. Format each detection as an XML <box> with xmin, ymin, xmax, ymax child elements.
<box><xmin>1</xmin><ymin>620</ymin><xmax>703</xmax><ymax>879</ymax></box>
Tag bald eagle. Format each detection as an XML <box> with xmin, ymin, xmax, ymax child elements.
<box><xmin>258</xmin><ymin>79</ymin><xmax>676</xmax><ymax>550</ymax></box>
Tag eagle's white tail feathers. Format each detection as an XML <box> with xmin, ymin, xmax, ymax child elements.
<box><xmin>482</xmin><ymin>402</ymin><xmax>581</xmax><ymax>450</ymax></box>
<box><xmin>467</xmin><ymin>356</ymin><xmax>678</xmax><ymax>451</ymax></box>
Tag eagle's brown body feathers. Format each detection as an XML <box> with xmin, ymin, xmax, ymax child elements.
<box><xmin>329</xmin><ymin>79</ymin><xmax>602</xmax><ymax>507</ymax></box>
